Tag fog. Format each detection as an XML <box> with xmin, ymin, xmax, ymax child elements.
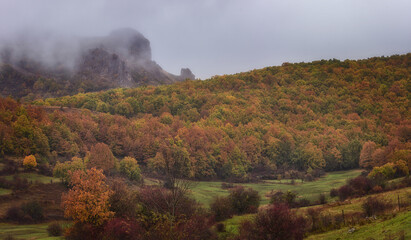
<box><xmin>0</xmin><ymin>0</ymin><xmax>410</xmax><ymax>79</ymax></box>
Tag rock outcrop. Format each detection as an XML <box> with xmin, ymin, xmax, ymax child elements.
<box><xmin>0</xmin><ymin>28</ymin><xmax>195</xmax><ymax>98</ymax></box>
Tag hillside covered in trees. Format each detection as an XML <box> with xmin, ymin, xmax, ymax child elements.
<box><xmin>1</xmin><ymin>54</ymin><xmax>410</xmax><ymax>180</ymax></box>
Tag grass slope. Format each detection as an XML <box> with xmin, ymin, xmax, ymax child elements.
<box><xmin>190</xmin><ymin>169</ymin><xmax>362</xmax><ymax>206</ymax></box>
<box><xmin>0</xmin><ymin>188</ymin><xmax>12</xmax><ymax>195</ymax></box>
<box><xmin>3</xmin><ymin>173</ymin><xmax>61</xmax><ymax>184</ymax></box>
<box><xmin>314</xmin><ymin>187</ymin><xmax>411</xmax><ymax>216</ymax></box>
<box><xmin>220</xmin><ymin>187</ymin><xmax>411</xmax><ymax>239</ymax></box>
<box><xmin>0</xmin><ymin>223</ymin><xmax>65</xmax><ymax>240</ymax></box>
<box><xmin>306</xmin><ymin>211</ymin><xmax>411</xmax><ymax>240</ymax></box>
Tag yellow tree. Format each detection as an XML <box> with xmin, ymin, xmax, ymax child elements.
<box><xmin>61</xmin><ymin>168</ymin><xmax>113</xmax><ymax>225</ymax></box>
<box><xmin>23</xmin><ymin>155</ymin><xmax>37</xmax><ymax>169</ymax></box>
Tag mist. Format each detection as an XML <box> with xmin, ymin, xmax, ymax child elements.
<box><xmin>0</xmin><ymin>29</ymin><xmax>83</xmax><ymax>71</ymax></box>
<box><xmin>1</xmin><ymin>0</ymin><xmax>410</xmax><ymax>79</ymax></box>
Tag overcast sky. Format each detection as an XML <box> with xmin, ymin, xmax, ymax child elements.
<box><xmin>0</xmin><ymin>0</ymin><xmax>410</xmax><ymax>79</ymax></box>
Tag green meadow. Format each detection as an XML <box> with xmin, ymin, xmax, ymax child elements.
<box><xmin>190</xmin><ymin>169</ymin><xmax>362</xmax><ymax>206</ymax></box>
<box><xmin>0</xmin><ymin>223</ymin><xmax>66</xmax><ymax>240</ymax></box>
<box><xmin>3</xmin><ymin>173</ymin><xmax>61</xmax><ymax>184</ymax></box>
<box><xmin>0</xmin><ymin>188</ymin><xmax>12</xmax><ymax>195</ymax></box>
<box><xmin>306</xmin><ymin>211</ymin><xmax>411</xmax><ymax>240</ymax></box>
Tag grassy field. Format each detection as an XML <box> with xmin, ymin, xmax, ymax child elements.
<box><xmin>3</xmin><ymin>173</ymin><xmax>61</xmax><ymax>184</ymax></box>
<box><xmin>317</xmin><ymin>187</ymin><xmax>411</xmax><ymax>215</ymax></box>
<box><xmin>0</xmin><ymin>223</ymin><xmax>66</xmax><ymax>240</ymax></box>
<box><xmin>306</xmin><ymin>211</ymin><xmax>411</xmax><ymax>240</ymax></box>
<box><xmin>0</xmin><ymin>188</ymin><xmax>12</xmax><ymax>195</ymax></box>
<box><xmin>219</xmin><ymin>186</ymin><xmax>411</xmax><ymax>239</ymax></box>
<box><xmin>190</xmin><ymin>169</ymin><xmax>362</xmax><ymax>206</ymax></box>
<box><xmin>218</xmin><ymin>214</ymin><xmax>253</xmax><ymax>237</ymax></box>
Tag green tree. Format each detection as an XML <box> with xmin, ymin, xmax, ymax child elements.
<box><xmin>119</xmin><ymin>156</ymin><xmax>141</xmax><ymax>181</ymax></box>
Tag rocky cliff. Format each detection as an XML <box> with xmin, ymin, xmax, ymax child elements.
<box><xmin>0</xmin><ymin>28</ymin><xmax>194</xmax><ymax>98</ymax></box>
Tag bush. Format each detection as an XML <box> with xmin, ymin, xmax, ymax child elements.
<box><xmin>141</xmin><ymin>213</ymin><xmax>215</xmax><ymax>240</ymax></box>
<box><xmin>65</xmin><ymin>222</ymin><xmax>102</xmax><ymax>240</ymax></box>
<box><xmin>368</xmin><ymin>163</ymin><xmax>396</xmax><ymax>180</ymax></box>
<box><xmin>138</xmin><ymin>186</ymin><xmax>200</xmax><ymax>219</ymax></box>
<box><xmin>401</xmin><ymin>176</ymin><xmax>411</xmax><ymax>187</ymax></box>
<box><xmin>221</xmin><ymin>182</ymin><xmax>235</xmax><ymax>189</ymax></box>
<box><xmin>38</xmin><ymin>163</ymin><xmax>53</xmax><ymax>176</ymax></box>
<box><xmin>0</xmin><ymin>160</ymin><xmax>18</xmax><ymax>175</ymax></box>
<box><xmin>362</xmin><ymin>197</ymin><xmax>391</xmax><ymax>216</ymax></box>
<box><xmin>216</xmin><ymin>223</ymin><xmax>225</xmax><ymax>232</ymax></box>
<box><xmin>329</xmin><ymin>188</ymin><xmax>338</xmax><ymax>198</ymax></box>
<box><xmin>53</xmin><ymin>157</ymin><xmax>86</xmax><ymax>184</ymax></box>
<box><xmin>284</xmin><ymin>191</ymin><xmax>297</xmax><ymax>206</ymax></box>
<box><xmin>210</xmin><ymin>196</ymin><xmax>233</xmax><ymax>221</ymax></box>
<box><xmin>270</xmin><ymin>191</ymin><xmax>285</xmax><ymax>205</ymax></box>
<box><xmin>304</xmin><ymin>173</ymin><xmax>314</xmax><ymax>182</ymax></box>
<box><xmin>229</xmin><ymin>186</ymin><xmax>260</xmax><ymax>214</ymax></box>
<box><xmin>5</xmin><ymin>207</ymin><xmax>25</xmax><ymax>222</ymax></box>
<box><xmin>11</xmin><ymin>176</ymin><xmax>29</xmax><ymax>191</ymax></box>
<box><xmin>394</xmin><ymin>160</ymin><xmax>409</xmax><ymax>177</ymax></box>
<box><xmin>312</xmin><ymin>169</ymin><xmax>325</xmax><ymax>178</ymax></box>
<box><xmin>306</xmin><ymin>208</ymin><xmax>322</xmax><ymax>231</ymax></box>
<box><xmin>348</xmin><ymin>176</ymin><xmax>372</xmax><ymax>196</ymax></box>
<box><xmin>0</xmin><ymin>177</ymin><xmax>13</xmax><ymax>189</ymax></box>
<box><xmin>21</xmin><ymin>201</ymin><xmax>44</xmax><ymax>221</ymax></box>
<box><xmin>338</xmin><ymin>185</ymin><xmax>353</xmax><ymax>201</ymax></box>
<box><xmin>319</xmin><ymin>194</ymin><xmax>327</xmax><ymax>204</ymax></box>
<box><xmin>270</xmin><ymin>190</ymin><xmax>300</xmax><ymax>208</ymax></box>
<box><xmin>103</xmin><ymin>218</ymin><xmax>144</xmax><ymax>240</ymax></box>
<box><xmin>47</xmin><ymin>222</ymin><xmax>63</xmax><ymax>236</ymax></box>
<box><xmin>237</xmin><ymin>204</ymin><xmax>306</xmax><ymax>240</ymax></box>
<box><xmin>372</xmin><ymin>185</ymin><xmax>383</xmax><ymax>193</ymax></box>
<box><xmin>109</xmin><ymin>179</ymin><xmax>139</xmax><ymax>218</ymax></box>
<box><xmin>296</xmin><ymin>198</ymin><xmax>311</xmax><ymax>208</ymax></box>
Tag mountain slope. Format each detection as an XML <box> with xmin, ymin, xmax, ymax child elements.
<box><xmin>1</xmin><ymin>54</ymin><xmax>409</xmax><ymax>180</ymax></box>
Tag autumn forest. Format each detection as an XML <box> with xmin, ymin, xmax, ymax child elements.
<box><xmin>0</xmin><ymin>53</ymin><xmax>410</xmax><ymax>239</ymax></box>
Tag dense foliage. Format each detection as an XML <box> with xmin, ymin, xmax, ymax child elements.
<box><xmin>236</xmin><ymin>204</ymin><xmax>306</xmax><ymax>240</ymax></box>
<box><xmin>61</xmin><ymin>168</ymin><xmax>114</xmax><ymax>225</ymax></box>
<box><xmin>1</xmin><ymin>54</ymin><xmax>410</xmax><ymax>180</ymax></box>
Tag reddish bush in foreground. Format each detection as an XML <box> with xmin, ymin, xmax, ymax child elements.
<box><xmin>236</xmin><ymin>204</ymin><xmax>306</xmax><ymax>240</ymax></box>
<box><xmin>65</xmin><ymin>223</ymin><xmax>103</xmax><ymax>240</ymax></box>
<box><xmin>210</xmin><ymin>196</ymin><xmax>233</xmax><ymax>221</ymax></box>
<box><xmin>362</xmin><ymin>197</ymin><xmax>391</xmax><ymax>216</ymax></box>
<box><xmin>103</xmin><ymin>218</ymin><xmax>144</xmax><ymax>240</ymax></box>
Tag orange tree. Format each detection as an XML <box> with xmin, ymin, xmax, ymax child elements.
<box><xmin>88</xmin><ymin>143</ymin><xmax>116</xmax><ymax>173</ymax></box>
<box><xmin>23</xmin><ymin>154</ymin><xmax>37</xmax><ymax>169</ymax></box>
<box><xmin>61</xmin><ymin>168</ymin><xmax>113</xmax><ymax>225</ymax></box>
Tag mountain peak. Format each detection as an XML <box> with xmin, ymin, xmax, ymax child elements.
<box><xmin>0</xmin><ymin>28</ymin><xmax>194</xmax><ymax>98</ymax></box>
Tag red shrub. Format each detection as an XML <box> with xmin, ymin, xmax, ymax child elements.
<box><xmin>103</xmin><ymin>218</ymin><xmax>144</xmax><ymax>240</ymax></box>
<box><xmin>329</xmin><ymin>188</ymin><xmax>338</xmax><ymax>198</ymax></box>
<box><xmin>348</xmin><ymin>176</ymin><xmax>372</xmax><ymax>196</ymax></box>
<box><xmin>362</xmin><ymin>197</ymin><xmax>391</xmax><ymax>216</ymax></box>
<box><xmin>210</xmin><ymin>196</ymin><xmax>233</xmax><ymax>221</ymax></box>
<box><xmin>65</xmin><ymin>223</ymin><xmax>103</xmax><ymax>240</ymax></box>
<box><xmin>236</xmin><ymin>204</ymin><xmax>306</xmax><ymax>240</ymax></box>
<box><xmin>143</xmin><ymin>214</ymin><xmax>216</xmax><ymax>240</ymax></box>
<box><xmin>338</xmin><ymin>185</ymin><xmax>353</xmax><ymax>201</ymax></box>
